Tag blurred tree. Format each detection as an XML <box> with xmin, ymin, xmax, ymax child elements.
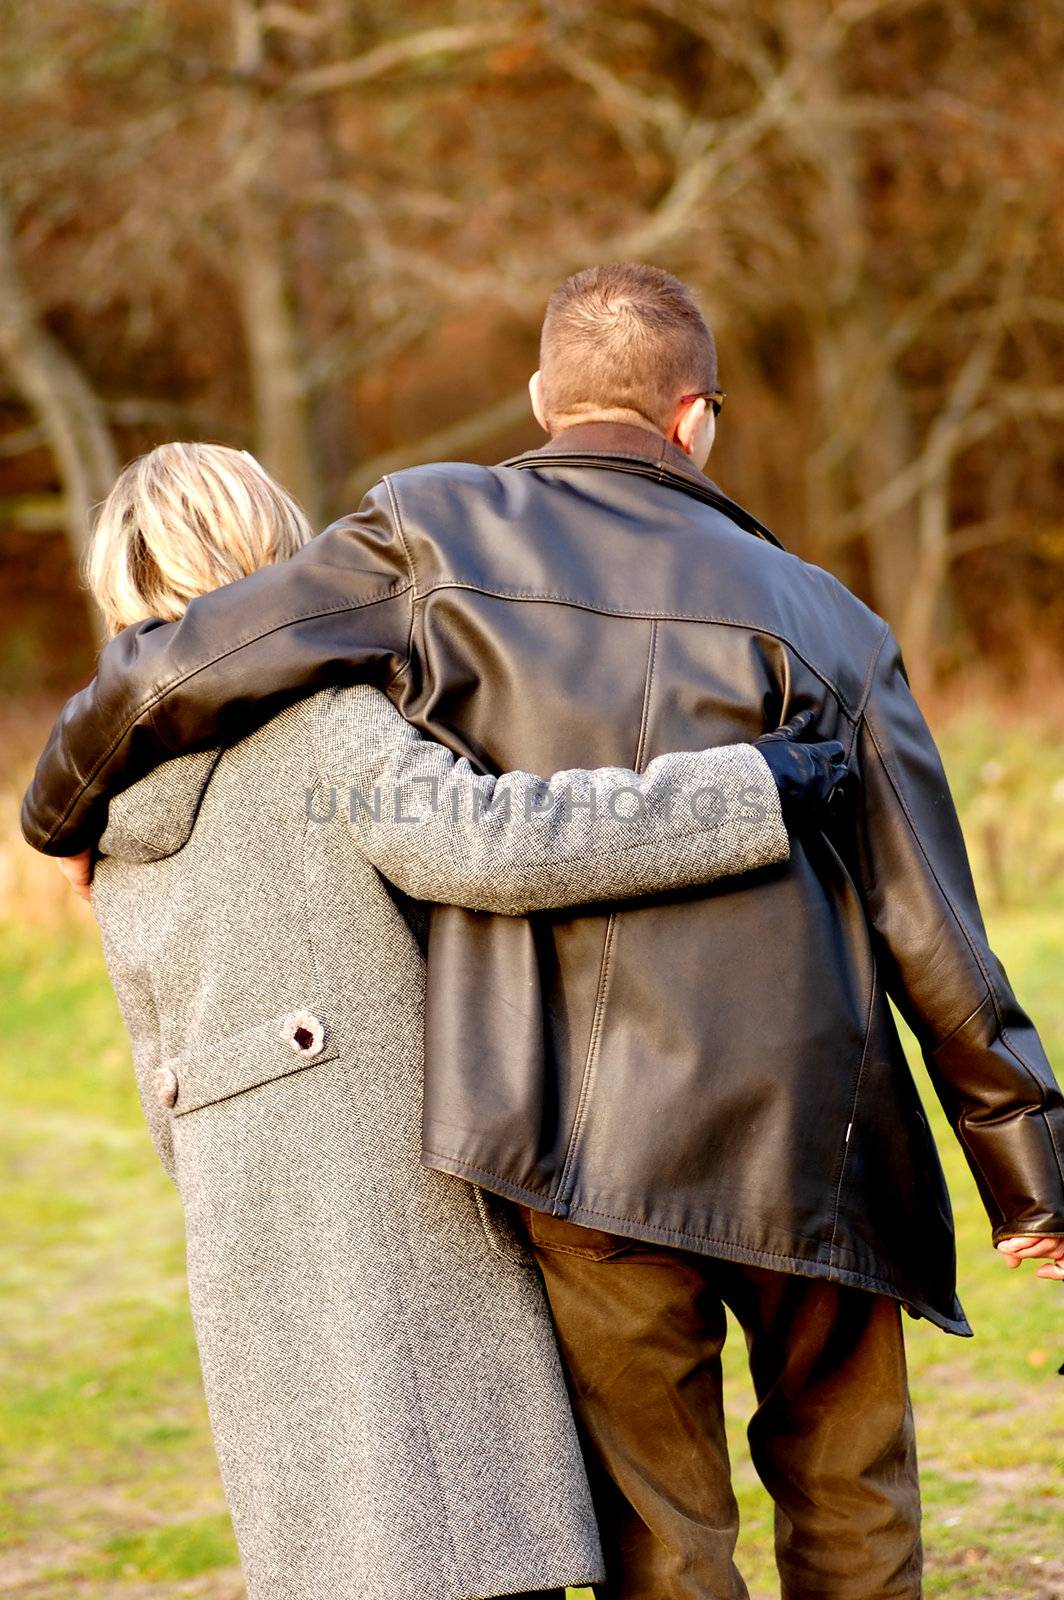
<box><xmin>0</xmin><ymin>0</ymin><xmax>1061</xmax><ymax>688</ymax></box>
<box><xmin>0</xmin><ymin>193</ymin><xmax>116</xmax><ymax>639</ymax></box>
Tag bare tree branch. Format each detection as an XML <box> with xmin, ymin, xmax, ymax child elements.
<box><xmin>344</xmin><ymin>389</ymin><xmax>533</xmax><ymax>498</ymax></box>
<box><xmin>260</xmin><ymin>3</ymin><xmax>338</xmax><ymax>38</ymax></box>
<box><xmin>284</xmin><ymin>22</ymin><xmax>517</xmax><ymax>99</ymax></box>
<box><xmin>0</xmin><ymin>422</ymin><xmax>46</xmax><ymax>457</ymax></box>
<box><xmin>0</xmin><ymin>492</ymin><xmax>67</xmax><ymax>530</ymax></box>
<box><xmin>545</xmin><ymin>39</ymin><xmax>688</xmax><ymax>152</ymax></box>
<box><xmin>947</xmin><ymin>516</ymin><xmax>1026</xmax><ymax>559</ymax></box>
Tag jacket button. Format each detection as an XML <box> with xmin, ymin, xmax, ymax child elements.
<box><xmin>554</xmin><ymin>1199</ymin><xmax>570</xmax><ymax>1218</ymax></box>
<box><xmin>154</xmin><ymin>1066</ymin><xmax>178</xmax><ymax>1108</ymax></box>
<box><xmin>279</xmin><ymin>1010</ymin><xmax>326</xmax><ymax>1058</ymax></box>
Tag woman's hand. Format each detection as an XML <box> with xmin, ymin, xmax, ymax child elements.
<box><xmin>55</xmin><ymin>849</ymin><xmax>93</xmax><ymax>902</ymax></box>
<box><xmin>754</xmin><ymin>710</ymin><xmax>852</xmax><ymax>827</ymax></box>
<box><xmin>995</xmin><ymin>1234</ymin><xmax>1064</xmax><ymax>1281</ymax></box>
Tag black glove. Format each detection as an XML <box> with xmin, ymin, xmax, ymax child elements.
<box><xmin>754</xmin><ymin>710</ymin><xmax>854</xmax><ymax>828</ymax></box>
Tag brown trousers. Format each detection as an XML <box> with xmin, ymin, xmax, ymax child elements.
<box><xmin>514</xmin><ymin>1207</ymin><xmax>923</xmax><ymax>1600</ymax></box>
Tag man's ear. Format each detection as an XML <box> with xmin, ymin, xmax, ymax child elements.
<box><xmin>672</xmin><ymin>396</ymin><xmax>707</xmax><ymax>456</ymax></box>
<box><xmin>529</xmin><ymin>370</ymin><xmax>550</xmax><ymax>435</ymax></box>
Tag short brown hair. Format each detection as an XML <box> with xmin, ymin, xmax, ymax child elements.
<box><xmin>538</xmin><ymin>263</ymin><xmax>717</xmax><ymax>433</ymax></box>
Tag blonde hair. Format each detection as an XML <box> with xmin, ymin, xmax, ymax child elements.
<box><xmin>87</xmin><ymin>443</ymin><xmax>313</xmax><ymax>635</ymax></box>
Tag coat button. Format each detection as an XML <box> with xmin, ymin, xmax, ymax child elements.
<box><xmin>154</xmin><ymin>1066</ymin><xmax>179</xmax><ymax>1107</ymax></box>
<box><xmin>279</xmin><ymin>1010</ymin><xmax>326</xmax><ymax>1058</ymax></box>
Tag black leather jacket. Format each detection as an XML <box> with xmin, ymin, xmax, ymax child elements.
<box><xmin>23</xmin><ymin>423</ymin><xmax>1064</xmax><ymax>1335</ymax></box>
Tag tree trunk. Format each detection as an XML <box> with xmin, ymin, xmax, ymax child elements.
<box><xmin>228</xmin><ymin>0</ymin><xmax>322</xmax><ymax>525</ymax></box>
<box><xmin>898</xmin><ymin>471</ymin><xmax>951</xmax><ymax>693</ymax></box>
<box><xmin>0</xmin><ymin>195</ymin><xmax>117</xmax><ymax>643</ymax></box>
<box><xmin>233</xmin><ymin>189</ymin><xmax>322</xmax><ymax>523</ymax></box>
<box><xmin>784</xmin><ymin>1</ymin><xmax>923</xmax><ymax>615</ymax></box>
<box><xmin>856</xmin><ymin>369</ymin><xmax>922</xmax><ymax>633</ymax></box>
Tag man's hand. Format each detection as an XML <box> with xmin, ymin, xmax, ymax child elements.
<box><xmin>56</xmin><ymin>850</ymin><xmax>93</xmax><ymax>902</ymax></box>
<box><xmin>996</xmin><ymin>1234</ymin><xmax>1064</xmax><ymax>1281</ymax></box>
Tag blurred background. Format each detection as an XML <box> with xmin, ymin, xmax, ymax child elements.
<box><xmin>1</xmin><ymin>3</ymin><xmax>1062</xmax><ymax>1598</ymax></box>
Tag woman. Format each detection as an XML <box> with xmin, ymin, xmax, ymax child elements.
<box><xmin>83</xmin><ymin>444</ymin><xmax>840</xmax><ymax>1600</ymax></box>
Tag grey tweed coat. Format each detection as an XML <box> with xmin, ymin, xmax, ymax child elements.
<box><xmin>90</xmin><ymin>684</ymin><xmax>788</xmax><ymax>1600</ymax></box>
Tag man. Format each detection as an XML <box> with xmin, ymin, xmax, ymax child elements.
<box><xmin>24</xmin><ymin>264</ymin><xmax>1064</xmax><ymax>1600</ymax></box>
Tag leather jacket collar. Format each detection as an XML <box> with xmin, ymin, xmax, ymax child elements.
<box><xmin>501</xmin><ymin>422</ymin><xmax>784</xmax><ymax>549</ymax></box>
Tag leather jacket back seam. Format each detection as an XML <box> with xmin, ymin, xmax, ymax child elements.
<box><xmin>555</xmin><ymin>619</ymin><xmax>659</xmax><ymax>1209</ymax></box>
<box><xmin>408</xmin><ymin>579</ymin><xmax>868</xmax><ymax>722</ymax></box>
<box><xmin>827</xmin><ymin>965</ymin><xmax>880</xmax><ymax>1262</ymax></box>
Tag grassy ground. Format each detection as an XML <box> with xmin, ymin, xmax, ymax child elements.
<box><xmin>2</xmin><ymin>716</ymin><xmax>1063</xmax><ymax>1599</ymax></box>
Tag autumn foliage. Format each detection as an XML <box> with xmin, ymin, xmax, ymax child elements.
<box><xmin>1</xmin><ymin>1</ymin><xmax>1062</xmax><ymax>695</ymax></box>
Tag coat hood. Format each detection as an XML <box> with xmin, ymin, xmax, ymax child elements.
<box><xmin>97</xmin><ymin>748</ymin><xmax>222</xmax><ymax>863</ymax></box>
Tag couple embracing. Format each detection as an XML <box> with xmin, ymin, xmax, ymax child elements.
<box><xmin>23</xmin><ymin>264</ymin><xmax>1064</xmax><ymax>1600</ymax></box>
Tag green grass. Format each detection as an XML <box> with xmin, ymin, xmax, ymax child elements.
<box><xmin>0</xmin><ymin>924</ymin><xmax>239</xmax><ymax>1597</ymax></box>
<box><xmin>2</xmin><ymin>719</ymin><xmax>1063</xmax><ymax>1598</ymax></box>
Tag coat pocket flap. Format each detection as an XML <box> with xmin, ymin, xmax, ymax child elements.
<box><xmin>160</xmin><ymin>1010</ymin><xmax>338</xmax><ymax>1117</ymax></box>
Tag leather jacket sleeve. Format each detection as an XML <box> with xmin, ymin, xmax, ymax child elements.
<box><xmin>854</xmin><ymin>628</ymin><xmax>1064</xmax><ymax>1240</ymax></box>
<box><xmin>21</xmin><ymin>481</ymin><xmax>413</xmax><ymax>856</ymax></box>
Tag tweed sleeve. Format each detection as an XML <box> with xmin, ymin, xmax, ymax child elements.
<box><xmin>310</xmin><ymin>684</ymin><xmax>789</xmax><ymax>916</ymax></box>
